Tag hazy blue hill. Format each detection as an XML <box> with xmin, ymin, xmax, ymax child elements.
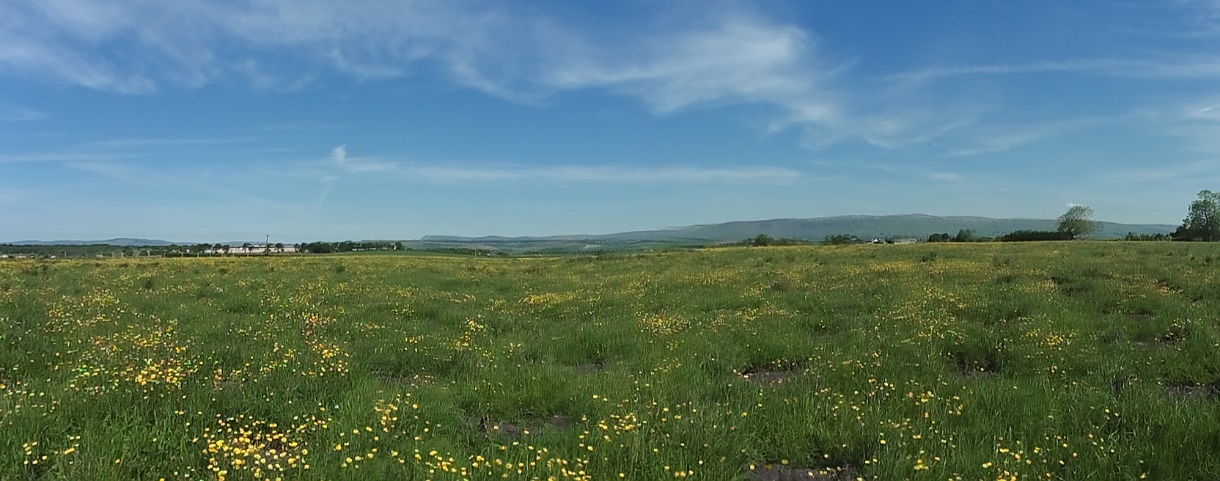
<box><xmin>421</xmin><ymin>214</ymin><xmax>1177</xmax><ymax>248</ymax></box>
<box><xmin>7</xmin><ymin>238</ymin><xmax>174</xmax><ymax>246</ymax></box>
<box><xmin>594</xmin><ymin>215</ymin><xmax>1173</xmax><ymax>242</ymax></box>
<box><xmin>11</xmin><ymin>215</ymin><xmax>1177</xmax><ymax>253</ymax></box>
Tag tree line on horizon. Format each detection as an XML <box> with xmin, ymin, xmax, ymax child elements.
<box><xmin>1059</xmin><ymin>191</ymin><xmax>1220</xmax><ymax>242</ymax></box>
<box><xmin>792</xmin><ymin>191</ymin><xmax>1220</xmax><ymax>246</ymax></box>
<box><xmin>5</xmin><ymin>191</ymin><xmax>1220</xmax><ymax>258</ymax></box>
<box><xmin>297</xmin><ymin>241</ymin><xmax>403</xmax><ymax>254</ymax></box>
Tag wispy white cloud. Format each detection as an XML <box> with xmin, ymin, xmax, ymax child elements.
<box><xmin>0</xmin><ymin>1</ymin><xmax>846</xmax><ymax>139</ymax></box>
<box><xmin>0</xmin><ymin>105</ymin><xmax>48</xmax><ymax>122</ymax></box>
<box><xmin>1172</xmin><ymin>0</ymin><xmax>1220</xmax><ymax>37</ymax></box>
<box><xmin>331</xmin><ymin>145</ymin><xmax>347</xmax><ymax>165</ymax></box>
<box><xmin>251</xmin><ymin>122</ymin><xmax>346</xmax><ymax>133</ymax></box>
<box><xmin>66</xmin><ymin>162</ymin><xmax>147</xmax><ymax>184</ymax></box>
<box><xmin>8</xmin><ymin>0</ymin><xmax>1214</xmax><ymax>161</ymax></box>
<box><xmin>1182</xmin><ymin>98</ymin><xmax>1220</xmax><ymax>122</ymax></box>
<box><xmin>0</xmin><ymin>36</ymin><xmax>157</xmax><ymax>93</ymax></box>
<box><xmin>1088</xmin><ymin>96</ymin><xmax>1220</xmax><ymax>182</ymax></box>
<box><xmin>1144</xmin><ymin>96</ymin><xmax>1220</xmax><ymax>159</ymax></box>
<box><xmin>330</xmin><ymin>149</ymin><xmax>398</xmax><ymax>174</ymax></box>
<box><xmin>867</xmin><ymin>47</ymin><xmax>1220</xmax><ymax>154</ymax></box>
<box><xmin>87</xmin><ymin>137</ymin><xmax>261</xmax><ymax>149</ymax></box>
<box><xmin>319</xmin><ymin>144</ymin><xmax>801</xmax><ymax>188</ymax></box>
<box><xmin>545</xmin><ymin>20</ymin><xmax>837</xmax><ymax>117</ymax></box>
<box><xmin>0</xmin><ymin>1</ymin><xmax>512</xmax><ymax>93</ymax></box>
<box><xmin>0</xmin><ymin>188</ymin><xmax>34</xmax><ymax>203</ymax></box>
<box><xmin>399</xmin><ymin>164</ymin><xmax>801</xmax><ymax>184</ymax></box>
<box><xmin>67</xmin><ymin>161</ymin><xmax>292</xmax><ymax>208</ymax></box>
<box><xmin>315</xmin><ymin>143</ymin><xmax>800</xmax><ymax>184</ymax></box>
<box><xmin>0</xmin><ymin>151</ymin><xmax>131</xmax><ymax>164</ymax></box>
<box><xmin>319</xmin><ymin>175</ymin><xmax>339</xmax><ymax>205</ymax></box>
<box><xmin>1097</xmin><ymin>159</ymin><xmax>1220</xmax><ymax>183</ymax></box>
<box><xmin>886</xmin><ymin>60</ymin><xmax>1118</xmax><ymax>84</ymax></box>
<box><xmin>0</xmin><ymin>136</ymin><xmax>272</xmax><ymax>164</ymax></box>
<box><xmin>943</xmin><ymin>116</ymin><xmax>1119</xmax><ymax>157</ymax></box>
<box><xmin>884</xmin><ymin>56</ymin><xmax>1220</xmax><ymax>85</ymax></box>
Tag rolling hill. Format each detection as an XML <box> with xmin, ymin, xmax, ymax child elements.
<box><xmin>7</xmin><ymin>215</ymin><xmax>1179</xmax><ymax>254</ymax></box>
<box><xmin>415</xmin><ymin>214</ymin><xmax>1177</xmax><ymax>252</ymax></box>
<box><xmin>7</xmin><ymin>238</ymin><xmax>174</xmax><ymax>246</ymax></box>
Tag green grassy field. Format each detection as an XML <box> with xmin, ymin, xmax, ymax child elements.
<box><xmin>2</xmin><ymin>242</ymin><xmax>1219</xmax><ymax>480</ymax></box>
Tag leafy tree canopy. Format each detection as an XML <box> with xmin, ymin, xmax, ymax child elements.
<box><xmin>1056</xmin><ymin>205</ymin><xmax>1100</xmax><ymax>239</ymax></box>
<box><xmin>1181</xmin><ymin>190</ymin><xmax>1220</xmax><ymax>242</ymax></box>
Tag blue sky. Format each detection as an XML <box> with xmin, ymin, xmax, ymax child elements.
<box><xmin>3</xmin><ymin>1</ymin><xmax>1220</xmax><ymax>242</ymax></box>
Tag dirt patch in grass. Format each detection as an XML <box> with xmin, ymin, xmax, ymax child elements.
<box><xmin>740</xmin><ymin>362</ymin><xmax>804</xmax><ymax>385</ymax></box>
<box><xmin>1132</xmin><ymin>340</ymin><xmax>1172</xmax><ymax>349</ymax></box>
<box><xmin>212</xmin><ymin>379</ymin><xmax>245</xmax><ymax>390</ymax></box>
<box><xmin>572</xmin><ymin>362</ymin><xmax>606</xmax><ymax>374</ymax></box>
<box><xmin>1127</xmin><ymin>308</ymin><xmax>1156</xmax><ymax>320</ymax></box>
<box><xmin>955</xmin><ymin>364</ymin><xmax>1000</xmax><ymax>377</ymax></box>
<box><xmin>1160</xmin><ymin>323</ymin><xmax>1188</xmax><ymax>344</ymax></box>
<box><xmin>1165</xmin><ymin>382</ymin><xmax>1218</xmax><ymax>402</ymax></box>
<box><xmin>1048</xmin><ymin>276</ymin><xmax>1091</xmax><ymax>297</ymax></box>
<box><xmin>748</xmin><ymin>463</ymin><xmax>859</xmax><ymax>481</ymax></box>
<box><xmin>1135</xmin><ymin>323</ymin><xmax>1188</xmax><ymax>348</ymax></box>
<box><xmin>947</xmin><ymin>348</ymin><xmax>1004</xmax><ymax>376</ymax></box>
<box><xmin>478</xmin><ymin>415</ymin><xmax>574</xmax><ymax>441</ymax></box>
<box><xmin>993</xmin><ymin>272</ymin><xmax>1018</xmax><ymax>284</ymax></box>
<box><xmin>742</xmin><ymin>369</ymin><xmax>802</xmax><ymax>385</ymax></box>
<box><xmin>1098</xmin><ymin>330</ymin><xmax>1123</xmax><ymax>345</ymax></box>
<box><xmin>373</xmin><ymin>372</ymin><xmax>434</xmax><ymax>388</ymax></box>
<box><xmin>1103</xmin><ymin>307</ymin><xmax>1156</xmax><ymax>320</ymax></box>
<box><xmin>1154</xmin><ymin>278</ymin><xmax>1182</xmax><ymax>294</ymax></box>
<box><xmin>769</xmin><ymin>278</ymin><xmax>796</xmax><ymax>292</ymax></box>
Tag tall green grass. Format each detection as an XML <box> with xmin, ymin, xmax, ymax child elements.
<box><xmin>1</xmin><ymin>242</ymin><xmax>1219</xmax><ymax>480</ymax></box>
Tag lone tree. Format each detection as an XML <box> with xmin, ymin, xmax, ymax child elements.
<box><xmin>1181</xmin><ymin>190</ymin><xmax>1220</xmax><ymax>241</ymax></box>
<box><xmin>750</xmin><ymin>234</ymin><xmax>775</xmax><ymax>247</ymax></box>
<box><xmin>1057</xmin><ymin>205</ymin><xmax>1100</xmax><ymax>239</ymax></box>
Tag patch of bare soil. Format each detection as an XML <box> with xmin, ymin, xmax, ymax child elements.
<box><xmin>1048</xmin><ymin>276</ymin><xmax>1090</xmax><ymax>297</ymax></box>
<box><xmin>1154</xmin><ymin>278</ymin><xmax>1182</xmax><ymax>294</ymax></box>
<box><xmin>769</xmin><ymin>278</ymin><xmax>796</xmax><ymax>292</ymax></box>
<box><xmin>572</xmin><ymin>362</ymin><xmax>606</xmax><ymax>374</ymax></box>
<box><xmin>1135</xmin><ymin>325</ymin><xmax>1187</xmax><ymax>349</ymax></box>
<box><xmin>212</xmin><ymin>379</ymin><xmax>244</xmax><ymax>390</ymax></box>
<box><xmin>748</xmin><ymin>464</ymin><xmax>859</xmax><ymax>481</ymax></box>
<box><xmin>1103</xmin><ymin>307</ymin><xmax>1155</xmax><ymax>320</ymax></box>
<box><xmin>374</xmin><ymin>372</ymin><xmax>433</xmax><ymax>388</ymax></box>
<box><xmin>477</xmin><ymin>415</ymin><xmax>574</xmax><ymax>441</ymax></box>
<box><xmin>1165</xmin><ymin>382</ymin><xmax>1219</xmax><ymax>401</ymax></box>
<box><xmin>740</xmin><ymin>362</ymin><xmax>805</xmax><ymax>385</ymax></box>
<box><xmin>742</xmin><ymin>369</ymin><xmax>802</xmax><ymax>385</ymax></box>
<box><xmin>1110</xmin><ymin>375</ymin><xmax>1138</xmax><ymax>396</ymax></box>
<box><xmin>948</xmin><ymin>351</ymin><xmax>1003</xmax><ymax>377</ymax></box>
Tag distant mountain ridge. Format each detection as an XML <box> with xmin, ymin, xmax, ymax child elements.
<box><xmin>422</xmin><ymin>214</ymin><xmax>1177</xmax><ymax>244</ymax></box>
<box><xmin>6</xmin><ymin>238</ymin><xmax>174</xmax><ymax>246</ymax></box>
<box><xmin>9</xmin><ymin>215</ymin><xmax>1179</xmax><ymax>249</ymax></box>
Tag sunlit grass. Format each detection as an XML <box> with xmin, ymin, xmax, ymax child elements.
<box><xmin>1</xmin><ymin>243</ymin><xmax>1219</xmax><ymax>480</ymax></box>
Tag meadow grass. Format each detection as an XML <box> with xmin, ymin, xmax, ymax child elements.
<box><xmin>1</xmin><ymin>242</ymin><xmax>1219</xmax><ymax>480</ymax></box>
